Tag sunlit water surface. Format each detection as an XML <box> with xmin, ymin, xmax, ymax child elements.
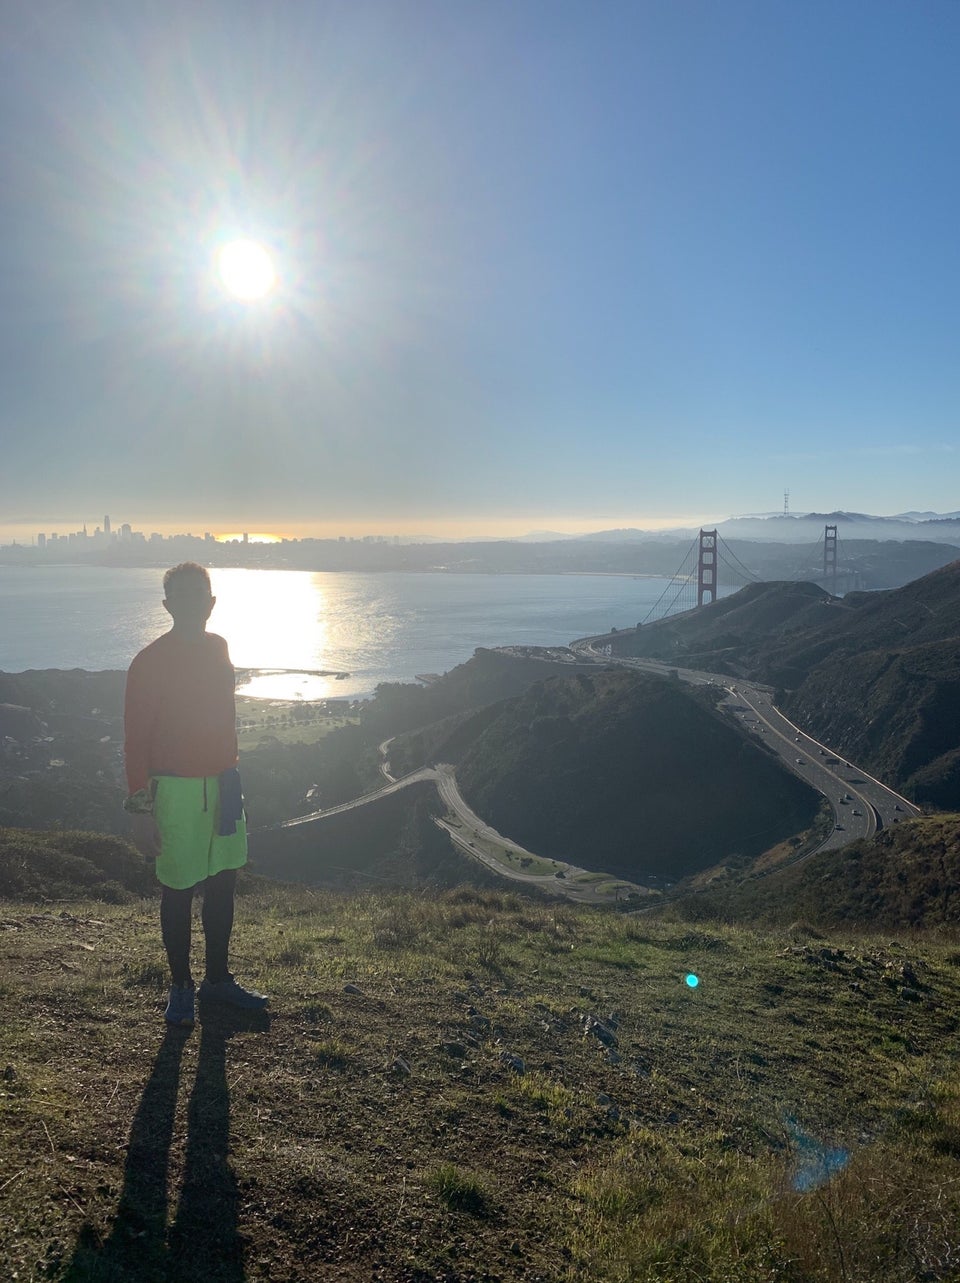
<box><xmin>0</xmin><ymin>566</ymin><xmax>716</xmax><ymax>700</ymax></box>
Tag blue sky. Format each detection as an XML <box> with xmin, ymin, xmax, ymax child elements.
<box><xmin>1</xmin><ymin>0</ymin><xmax>958</xmax><ymax>540</ymax></box>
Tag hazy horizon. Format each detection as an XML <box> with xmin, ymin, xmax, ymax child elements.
<box><xmin>3</xmin><ymin>2</ymin><xmax>959</xmax><ymax>533</ymax></box>
<box><xmin>4</xmin><ymin>504</ymin><xmax>960</xmax><ymax>549</ymax></box>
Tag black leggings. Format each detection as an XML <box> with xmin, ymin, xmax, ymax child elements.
<box><xmin>160</xmin><ymin>868</ymin><xmax>236</xmax><ymax>988</ymax></box>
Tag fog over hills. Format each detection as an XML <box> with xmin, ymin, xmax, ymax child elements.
<box><xmin>573</xmin><ymin>511</ymin><xmax>960</xmax><ymax>545</ymax></box>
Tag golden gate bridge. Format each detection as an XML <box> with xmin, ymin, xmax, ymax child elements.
<box><xmin>643</xmin><ymin>524</ymin><xmax>848</xmax><ymax>623</ymax></box>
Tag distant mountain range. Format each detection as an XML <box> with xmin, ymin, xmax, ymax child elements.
<box><xmin>561</xmin><ymin>511</ymin><xmax>960</xmax><ymax>545</ymax></box>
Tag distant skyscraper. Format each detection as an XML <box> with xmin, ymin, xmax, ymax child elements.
<box><xmin>104</xmin><ymin>514</ymin><xmax>111</xmax><ymax>536</ymax></box>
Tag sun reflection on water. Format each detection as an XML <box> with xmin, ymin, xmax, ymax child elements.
<box><xmin>209</xmin><ymin>569</ymin><xmax>341</xmax><ymax>698</ymax></box>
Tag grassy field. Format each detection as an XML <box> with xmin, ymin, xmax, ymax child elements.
<box><xmin>3</xmin><ymin>885</ymin><xmax>960</xmax><ymax>1281</ymax></box>
<box><xmin>235</xmin><ymin>698</ymin><xmax>358</xmax><ymax>751</ymax></box>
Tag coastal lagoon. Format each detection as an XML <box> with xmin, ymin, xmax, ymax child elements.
<box><xmin>0</xmin><ymin>565</ymin><xmax>720</xmax><ymax>700</ymax></box>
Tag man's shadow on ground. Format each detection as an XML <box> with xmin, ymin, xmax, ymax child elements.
<box><xmin>65</xmin><ymin>1005</ymin><xmax>269</xmax><ymax>1283</ymax></box>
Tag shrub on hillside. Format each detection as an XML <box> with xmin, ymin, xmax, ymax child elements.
<box><xmin>0</xmin><ymin>828</ymin><xmax>155</xmax><ymax>902</ymax></box>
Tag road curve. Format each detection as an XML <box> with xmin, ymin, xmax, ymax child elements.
<box><xmin>261</xmin><ymin>751</ymin><xmax>652</xmax><ymax>906</ymax></box>
<box><xmin>258</xmin><ymin>639</ymin><xmax>920</xmax><ymax>899</ymax></box>
<box><xmin>568</xmin><ymin>641</ymin><xmax>921</xmax><ymax>861</ymax></box>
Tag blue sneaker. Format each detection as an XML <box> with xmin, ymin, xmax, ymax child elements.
<box><xmin>164</xmin><ymin>983</ymin><xmax>195</xmax><ymax>1027</ymax></box>
<box><xmin>198</xmin><ymin>975</ymin><xmax>269</xmax><ymax>1010</ymax></box>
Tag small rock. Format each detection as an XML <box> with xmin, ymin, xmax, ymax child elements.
<box><xmin>606</xmin><ymin>1048</ymin><xmax>621</xmax><ymax>1065</ymax></box>
<box><xmin>2</xmin><ymin>1066</ymin><xmax>16</xmax><ymax>1082</ymax></box>
<box><xmin>441</xmin><ymin>1041</ymin><xmax>467</xmax><ymax>1059</ymax></box>
<box><xmin>583</xmin><ymin>1014</ymin><xmax>618</xmax><ymax>1048</ymax></box>
<box><xmin>499</xmin><ymin>1051</ymin><xmax>525</xmax><ymax>1074</ymax></box>
<box><xmin>900</xmin><ymin>987</ymin><xmax>921</xmax><ymax>1003</ymax></box>
<box><xmin>343</xmin><ymin>983</ymin><xmax>364</xmax><ymax>995</ymax></box>
<box><xmin>596</xmin><ymin>1092</ymin><xmax>612</xmax><ymax>1106</ymax></box>
<box><xmin>390</xmin><ymin>1056</ymin><xmax>412</xmax><ymax>1076</ymax></box>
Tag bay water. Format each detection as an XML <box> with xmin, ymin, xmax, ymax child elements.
<box><xmin>0</xmin><ymin>565</ymin><xmax>688</xmax><ymax>700</ymax></box>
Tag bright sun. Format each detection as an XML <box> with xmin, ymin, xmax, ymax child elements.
<box><xmin>217</xmin><ymin>238</ymin><xmax>277</xmax><ymax>301</ymax></box>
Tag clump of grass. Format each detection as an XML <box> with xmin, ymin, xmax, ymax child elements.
<box><xmin>312</xmin><ymin>1038</ymin><xmax>351</xmax><ymax>1071</ymax></box>
<box><xmin>473</xmin><ymin>919</ymin><xmax>506</xmax><ymax>971</ymax></box>
<box><xmin>787</xmin><ymin>920</ymin><xmax>826</xmax><ymax>941</ymax></box>
<box><xmin>512</xmin><ymin>1072</ymin><xmax>577</xmax><ymax>1122</ymax></box>
<box><xmin>270</xmin><ymin>929</ymin><xmax>317</xmax><ymax>966</ymax></box>
<box><xmin>423</xmin><ymin>1163</ymin><xmax>492</xmax><ymax>1216</ymax></box>
<box><xmin>371</xmin><ymin>900</ymin><xmax>424</xmax><ymax>949</ymax></box>
<box><xmin>301</xmin><ymin>1001</ymin><xmax>334</xmax><ymax>1024</ymax></box>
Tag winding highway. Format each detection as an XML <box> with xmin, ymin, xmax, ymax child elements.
<box><xmin>261</xmin><ymin>643</ymin><xmax>920</xmax><ymax>900</ymax></box>
<box><xmin>265</xmin><ymin>741</ymin><xmax>651</xmax><ymax>905</ymax></box>
<box><xmin>567</xmin><ymin>643</ymin><xmax>921</xmax><ymax>859</ymax></box>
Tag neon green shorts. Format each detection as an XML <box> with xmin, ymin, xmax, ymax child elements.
<box><xmin>153</xmin><ymin>775</ymin><xmax>248</xmax><ymax>891</ymax></box>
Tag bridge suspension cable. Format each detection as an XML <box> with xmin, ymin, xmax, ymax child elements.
<box><xmin>715</xmin><ymin>537</ymin><xmax>762</xmax><ymax>585</ymax></box>
<box><xmin>640</xmin><ymin>523</ymin><xmax>847</xmax><ymax>625</ymax></box>
<box><xmin>640</xmin><ymin>534</ymin><xmax>699</xmax><ymax>623</ymax></box>
<box><xmin>641</xmin><ymin>530</ymin><xmax>758</xmax><ymax>624</ymax></box>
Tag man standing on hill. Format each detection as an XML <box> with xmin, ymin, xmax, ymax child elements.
<box><xmin>123</xmin><ymin>562</ymin><xmax>268</xmax><ymax>1028</ymax></box>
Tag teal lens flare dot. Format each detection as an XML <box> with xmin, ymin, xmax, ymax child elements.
<box><xmin>685</xmin><ymin>973</ymin><xmax>700</xmax><ymax>988</ymax></box>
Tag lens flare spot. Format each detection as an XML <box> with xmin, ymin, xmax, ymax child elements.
<box><xmin>685</xmin><ymin>973</ymin><xmax>700</xmax><ymax>988</ymax></box>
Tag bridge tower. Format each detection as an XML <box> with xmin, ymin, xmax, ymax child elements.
<box><xmin>697</xmin><ymin>529</ymin><xmax>718</xmax><ymax>607</ymax></box>
<box><xmin>824</xmin><ymin>524</ymin><xmax>838</xmax><ymax>591</ymax></box>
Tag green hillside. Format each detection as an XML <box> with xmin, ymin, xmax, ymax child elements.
<box><xmin>612</xmin><ymin>560</ymin><xmax>960</xmax><ymax>805</ymax></box>
<box><xmin>451</xmin><ymin>669</ymin><xmax>820</xmax><ymax>880</ymax></box>
<box><xmin>4</xmin><ymin>878</ymin><xmax>960</xmax><ymax>1282</ymax></box>
<box><xmin>0</xmin><ymin>827</ymin><xmax>156</xmax><ymax>902</ymax></box>
<box><xmin>675</xmin><ymin>813</ymin><xmax>960</xmax><ymax>931</ymax></box>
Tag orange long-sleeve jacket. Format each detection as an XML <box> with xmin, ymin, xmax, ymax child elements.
<box><xmin>123</xmin><ymin>630</ymin><xmax>239</xmax><ymax>794</ymax></box>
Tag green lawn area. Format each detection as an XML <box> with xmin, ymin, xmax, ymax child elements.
<box><xmin>236</xmin><ymin>697</ymin><xmax>358</xmax><ymax>750</ymax></box>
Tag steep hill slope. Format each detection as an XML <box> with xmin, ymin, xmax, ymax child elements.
<box><xmin>676</xmin><ymin>813</ymin><xmax>960</xmax><ymax>931</ymax></box>
<box><xmin>613</xmin><ymin>561</ymin><xmax>960</xmax><ymax>805</ymax></box>
<box><xmin>616</xmin><ymin>559</ymin><xmax>960</xmax><ymax>684</ymax></box>
<box><xmin>451</xmin><ymin>669</ymin><xmax>819</xmax><ymax>880</ymax></box>
<box><xmin>249</xmin><ymin>783</ymin><xmax>508</xmax><ymax>891</ymax></box>
<box><xmin>360</xmin><ymin>646</ymin><xmax>599</xmax><ymax>737</ymax></box>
